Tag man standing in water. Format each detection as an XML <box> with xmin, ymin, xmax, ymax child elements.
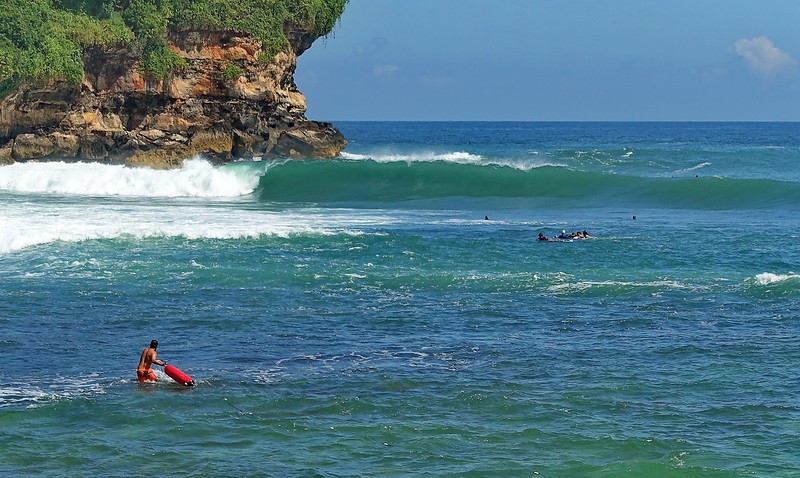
<box><xmin>137</xmin><ymin>339</ymin><xmax>166</xmax><ymax>382</ymax></box>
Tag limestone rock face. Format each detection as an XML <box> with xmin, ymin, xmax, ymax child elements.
<box><xmin>0</xmin><ymin>26</ymin><xmax>346</xmax><ymax>168</ymax></box>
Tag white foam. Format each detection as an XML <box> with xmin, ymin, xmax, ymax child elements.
<box><xmin>0</xmin><ymin>158</ymin><xmax>260</xmax><ymax>198</ymax></box>
<box><xmin>0</xmin><ymin>385</ymin><xmax>52</xmax><ymax>407</ymax></box>
<box><xmin>547</xmin><ymin>279</ymin><xmax>689</xmax><ymax>293</ymax></box>
<box><xmin>674</xmin><ymin>162</ymin><xmax>711</xmax><ymax>175</ymax></box>
<box><xmin>0</xmin><ymin>376</ymin><xmax>105</xmax><ymax>408</ymax></box>
<box><xmin>340</xmin><ymin>151</ymin><xmax>482</xmax><ymax>164</ymax></box>
<box><xmin>0</xmin><ymin>196</ymin><xmax>401</xmax><ymax>254</ymax></box>
<box><xmin>753</xmin><ymin>272</ymin><xmax>800</xmax><ymax>285</ymax></box>
<box><xmin>339</xmin><ymin>150</ymin><xmax>569</xmax><ymax>172</ymax></box>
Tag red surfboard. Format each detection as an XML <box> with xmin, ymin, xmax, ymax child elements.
<box><xmin>164</xmin><ymin>364</ymin><xmax>195</xmax><ymax>387</ymax></box>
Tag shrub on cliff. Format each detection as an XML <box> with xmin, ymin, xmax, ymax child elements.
<box><xmin>221</xmin><ymin>62</ymin><xmax>243</xmax><ymax>82</ymax></box>
<box><xmin>121</xmin><ymin>0</ymin><xmax>187</xmax><ymax>78</ymax></box>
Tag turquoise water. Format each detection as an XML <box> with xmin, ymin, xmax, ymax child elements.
<box><xmin>1</xmin><ymin>122</ymin><xmax>800</xmax><ymax>476</ymax></box>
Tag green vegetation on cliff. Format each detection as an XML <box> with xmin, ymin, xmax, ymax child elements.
<box><xmin>0</xmin><ymin>0</ymin><xmax>347</xmax><ymax>93</ymax></box>
<box><xmin>0</xmin><ymin>0</ymin><xmax>130</xmax><ymax>95</ymax></box>
<box><xmin>169</xmin><ymin>0</ymin><xmax>348</xmax><ymax>60</ymax></box>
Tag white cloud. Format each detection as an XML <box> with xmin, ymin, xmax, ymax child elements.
<box><xmin>373</xmin><ymin>64</ymin><xmax>399</xmax><ymax>76</ymax></box>
<box><xmin>733</xmin><ymin>36</ymin><xmax>797</xmax><ymax>77</ymax></box>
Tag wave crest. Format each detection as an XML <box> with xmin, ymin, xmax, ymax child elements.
<box><xmin>753</xmin><ymin>272</ymin><xmax>800</xmax><ymax>285</ymax></box>
<box><xmin>744</xmin><ymin>272</ymin><xmax>800</xmax><ymax>297</ymax></box>
<box><xmin>0</xmin><ymin>158</ymin><xmax>261</xmax><ymax>198</ymax></box>
<box><xmin>340</xmin><ymin>151</ymin><xmax>482</xmax><ymax>164</ymax></box>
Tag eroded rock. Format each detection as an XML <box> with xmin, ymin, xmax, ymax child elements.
<box><xmin>0</xmin><ymin>26</ymin><xmax>346</xmax><ymax>168</ymax></box>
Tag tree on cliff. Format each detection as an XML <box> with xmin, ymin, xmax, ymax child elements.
<box><xmin>0</xmin><ymin>0</ymin><xmax>348</xmax><ymax>95</ymax></box>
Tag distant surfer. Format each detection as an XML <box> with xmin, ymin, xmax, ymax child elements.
<box><xmin>538</xmin><ymin>233</ymin><xmax>553</xmax><ymax>242</ymax></box>
<box><xmin>137</xmin><ymin>339</ymin><xmax>166</xmax><ymax>383</ymax></box>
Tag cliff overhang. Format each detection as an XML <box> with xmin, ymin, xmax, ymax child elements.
<box><xmin>0</xmin><ymin>24</ymin><xmax>345</xmax><ymax>168</ymax></box>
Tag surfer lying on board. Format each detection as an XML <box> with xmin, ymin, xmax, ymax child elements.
<box><xmin>137</xmin><ymin>339</ymin><xmax>167</xmax><ymax>382</ymax></box>
<box><xmin>539</xmin><ymin>230</ymin><xmax>592</xmax><ymax>242</ymax></box>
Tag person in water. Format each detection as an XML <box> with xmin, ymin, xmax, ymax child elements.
<box><xmin>538</xmin><ymin>233</ymin><xmax>553</xmax><ymax>242</ymax></box>
<box><xmin>137</xmin><ymin>339</ymin><xmax>166</xmax><ymax>382</ymax></box>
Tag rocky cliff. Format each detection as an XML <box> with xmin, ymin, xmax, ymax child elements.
<box><xmin>0</xmin><ymin>24</ymin><xmax>346</xmax><ymax>168</ymax></box>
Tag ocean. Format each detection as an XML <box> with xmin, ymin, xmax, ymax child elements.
<box><xmin>1</xmin><ymin>121</ymin><xmax>799</xmax><ymax>476</ymax></box>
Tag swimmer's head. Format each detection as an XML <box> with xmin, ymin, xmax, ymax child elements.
<box><xmin>150</xmin><ymin>339</ymin><xmax>158</xmax><ymax>349</ymax></box>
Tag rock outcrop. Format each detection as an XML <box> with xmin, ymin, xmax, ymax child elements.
<box><xmin>0</xmin><ymin>25</ymin><xmax>346</xmax><ymax>168</ymax></box>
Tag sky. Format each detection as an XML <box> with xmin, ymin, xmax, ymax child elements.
<box><xmin>295</xmin><ymin>0</ymin><xmax>800</xmax><ymax>121</ymax></box>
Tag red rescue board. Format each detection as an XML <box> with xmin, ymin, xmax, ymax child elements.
<box><xmin>164</xmin><ymin>364</ymin><xmax>195</xmax><ymax>387</ymax></box>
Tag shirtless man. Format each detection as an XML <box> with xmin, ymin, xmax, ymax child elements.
<box><xmin>137</xmin><ymin>339</ymin><xmax>166</xmax><ymax>382</ymax></box>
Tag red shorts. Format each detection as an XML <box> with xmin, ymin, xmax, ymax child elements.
<box><xmin>137</xmin><ymin>368</ymin><xmax>157</xmax><ymax>382</ymax></box>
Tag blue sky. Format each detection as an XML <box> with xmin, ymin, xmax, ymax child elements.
<box><xmin>295</xmin><ymin>0</ymin><xmax>800</xmax><ymax>121</ymax></box>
